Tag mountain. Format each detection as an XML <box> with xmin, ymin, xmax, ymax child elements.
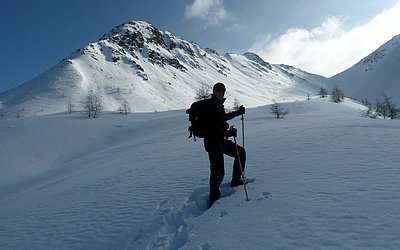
<box><xmin>331</xmin><ymin>34</ymin><xmax>400</xmax><ymax>104</ymax></box>
<box><xmin>0</xmin><ymin>21</ymin><xmax>328</xmax><ymax>118</ymax></box>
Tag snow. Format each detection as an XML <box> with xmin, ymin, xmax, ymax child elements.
<box><xmin>2</xmin><ymin>21</ymin><xmax>399</xmax><ymax>121</ymax></box>
<box><xmin>1</xmin><ymin>97</ymin><xmax>400</xmax><ymax>249</ymax></box>
<box><xmin>0</xmin><ymin>21</ymin><xmax>330</xmax><ymax>118</ymax></box>
<box><xmin>332</xmin><ymin>34</ymin><xmax>400</xmax><ymax>105</ymax></box>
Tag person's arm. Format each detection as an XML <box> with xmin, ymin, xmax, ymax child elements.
<box><xmin>226</xmin><ymin>106</ymin><xmax>245</xmax><ymax>120</ymax></box>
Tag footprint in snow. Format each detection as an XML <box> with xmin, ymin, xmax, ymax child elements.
<box><xmin>201</xmin><ymin>242</ymin><xmax>211</xmax><ymax>250</ymax></box>
<box><xmin>220</xmin><ymin>210</ymin><xmax>228</xmax><ymax>217</ymax></box>
<box><xmin>257</xmin><ymin>191</ymin><xmax>272</xmax><ymax>201</ymax></box>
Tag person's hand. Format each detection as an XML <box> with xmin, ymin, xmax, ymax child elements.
<box><xmin>226</xmin><ymin>127</ymin><xmax>237</xmax><ymax>137</ymax></box>
<box><xmin>238</xmin><ymin>105</ymin><xmax>245</xmax><ymax>115</ymax></box>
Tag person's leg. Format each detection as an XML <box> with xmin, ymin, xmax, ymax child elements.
<box><xmin>206</xmin><ymin>142</ymin><xmax>225</xmax><ymax>207</ymax></box>
<box><xmin>223</xmin><ymin>140</ymin><xmax>246</xmax><ymax>184</ymax></box>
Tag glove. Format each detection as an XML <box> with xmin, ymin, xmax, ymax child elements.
<box><xmin>226</xmin><ymin>127</ymin><xmax>237</xmax><ymax>137</ymax></box>
<box><xmin>223</xmin><ymin>122</ymin><xmax>229</xmax><ymax>130</ymax></box>
<box><xmin>237</xmin><ymin>105</ymin><xmax>245</xmax><ymax>115</ymax></box>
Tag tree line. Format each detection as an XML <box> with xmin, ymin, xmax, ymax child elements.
<box><xmin>360</xmin><ymin>93</ymin><xmax>398</xmax><ymax>119</ymax></box>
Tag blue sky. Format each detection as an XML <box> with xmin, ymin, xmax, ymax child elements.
<box><xmin>1</xmin><ymin>0</ymin><xmax>399</xmax><ymax>93</ymax></box>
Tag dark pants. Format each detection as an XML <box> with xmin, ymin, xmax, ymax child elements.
<box><xmin>204</xmin><ymin>139</ymin><xmax>246</xmax><ymax>202</ymax></box>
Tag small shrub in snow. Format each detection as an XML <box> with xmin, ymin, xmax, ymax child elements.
<box><xmin>269</xmin><ymin>102</ymin><xmax>288</xmax><ymax>119</ymax></box>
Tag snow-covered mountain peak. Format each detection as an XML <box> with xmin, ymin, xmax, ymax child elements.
<box><xmin>242</xmin><ymin>52</ymin><xmax>272</xmax><ymax>69</ymax></box>
<box><xmin>101</xmin><ymin>20</ymin><xmax>155</xmax><ymax>39</ymax></box>
<box><xmin>332</xmin><ymin>34</ymin><xmax>400</xmax><ymax>104</ymax></box>
<box><xmin>100</xmin><ymin>20</ymin><xmax>171</xmax><ymax>50</ymax></box>
<box><xmin>0</xmin><ymin>20</ymin><xmax>329</xmax><ymax>118</ymax></box>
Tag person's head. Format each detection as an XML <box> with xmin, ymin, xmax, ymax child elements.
<box><xmin>213</xmin><ymin>82</ymin><xmax>226</xmax><ymax>100</ymax></box>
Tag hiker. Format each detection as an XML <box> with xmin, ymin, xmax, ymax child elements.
<box><xmin>203</xmin><ymin>82</ymin><xmax>246</xmax><ymax>207</ymax></box>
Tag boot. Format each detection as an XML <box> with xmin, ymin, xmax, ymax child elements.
<box><xmin>230</xmin><ymin>178</ymin><xmax>247</xmax><ymax>187</ymax></box>
<box><xmin>208</xmin><ymin>191</ymin><xmax>221</xmax><ymax>208</ymax></box>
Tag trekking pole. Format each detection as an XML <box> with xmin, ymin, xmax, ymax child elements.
<box><xmin>241</xmin><ymin>114</ymin><xmax>245</xmax><ymax>148</ymax></box>
<box><xmin>233</xmin><ymin>136</ymin><xmax>249</xmax><ymax>201</ymax></box>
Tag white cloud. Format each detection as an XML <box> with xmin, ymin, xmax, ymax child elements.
<box><xmin>184</xmin><ymin>0</ymin><xmax>229</xmax><ymax>27</ymax></box>
<box><xmin>251</xmin><ymin>1</ymin><xmax>400</xmax><ymax>77</ymax></box>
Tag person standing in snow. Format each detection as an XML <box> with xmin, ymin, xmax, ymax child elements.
<box><xmin>203</xmin><ymin>82</ymin><xmax>246</xmax><ymax>207</ymax></box>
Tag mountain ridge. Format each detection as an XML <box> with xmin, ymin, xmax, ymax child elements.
<box><xmin>331</xmin><ymin>34</ymin><xmax>400</xmax><ymax>104</ymax></box>
<box><xmin>0</xmin><ymin>20</ymin><xmax>330</xmax><ymax>118</ymax></box>
<box><xmin>0</xmin><ymin>20</ymin><xmax>340</xmax><ymax>117</ymax></box>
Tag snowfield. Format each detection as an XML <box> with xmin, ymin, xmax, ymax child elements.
<box><xmin>1</xmin><ymin>98</ymin><xmax>400</xmax><ymax>249</ymax></box>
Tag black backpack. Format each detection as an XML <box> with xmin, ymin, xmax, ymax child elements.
<box><xmin>186</xmin><ymin>99</ymin><xmax>208</xmax><ymax>141</ymax></box>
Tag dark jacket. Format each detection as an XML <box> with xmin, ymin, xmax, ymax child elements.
<box><xmin>203</xmin><ymin>95</ymin><xmax>240</xmax><ymax>142</ymax></box>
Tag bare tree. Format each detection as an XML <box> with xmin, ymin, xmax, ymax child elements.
<box><xmin>118</xmin><ymin>100</ymin><xmax>132</xmax><ymax>115</ymax></box>
<box><xmin>318</xmin><ymin>86</ymin><xmax>328</xmax><ymax>98</ymax></box>
<box><xmin>375</xmin><ymin>99</ymin><xmax>387</xmax><ymax>119</ymax></box>
<box><xmin>195</xmin><ymin>84</ymin><xmax>211</xmax><ymax>101</ymax></box>
<box><xmin>66</xmin><ymin>99</ymin><xmax>75</xmax><ymax>114</ymax></box>
<box><xmin>85</xmin><ymin>90</ymin><xmax>93</xmax><ymax>117</ymax></box>
<box><xmin>269</xmin><ymin>101</ymin><xmax>288</xmax><ymax>119</ymax></box>
<box><xmin>85</xmin><ymin>90</ymin><xmax>103</xmax><ymax>118</ymax></box>
<box><xmin>92</xmin><ymin>92</ymin><xmax>103</xmax><ymax>118</ymax></box>
<box><xmin>382</xmin><ymin>93</ymin><xmax>397</xmax><ymax>119</ymax></box>
<box><xmin>330</xmin><ymin>84</ymin><xmax>344</xmax><ymax>103</ymax></box>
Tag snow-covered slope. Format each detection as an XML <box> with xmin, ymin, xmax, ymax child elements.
<box><xmin>1</xmin><ymin>99</ymin><xmax>400</xmax><ymax>249</ymax></box>
<box><xmin>0</xmin><ymin>21</ymin><xmax>328</xmax><ymax>118</ymax></box>
<box><xmin>331</xmin><ymin>34</ymin><xmax>400</xmax><ymax>104</ymax></box>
